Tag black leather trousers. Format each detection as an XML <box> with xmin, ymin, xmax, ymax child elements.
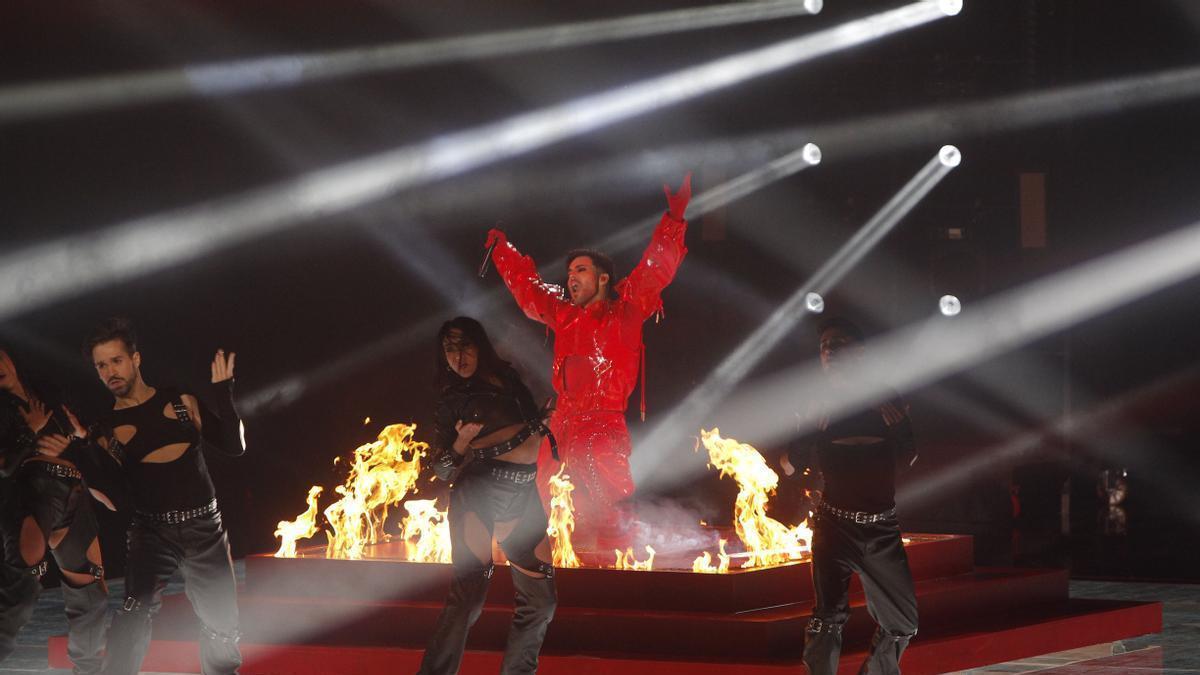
<box><xmin>418</xmin><ymin>461</ymin><xmax>556</xmax><ymax>675</ymax></box>
<box><xmin>0</xmin><ymin>462</ymin><xmax>107</xmax><ymax>673</ymax></box>
<box><xmin>803</xmin><ymin>511</ymin><xmax>918</xmax><ymax>675</ymax></box>
<box><xmin>103</xmin><ymin>510</ymin><xmax>241</xmax><ymax>675</ymax></box>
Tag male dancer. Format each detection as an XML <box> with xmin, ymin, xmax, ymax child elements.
<box><xmin>780</xmin><ymin>317</ymin><xmax>919</xmax><ymax>675</ymax></box>
<box><xmin>487</xmin><ymin>175</ymin><xmax>691</xmax><ymax>552</ymax></box>
<box><xmin>83</xmin><ymin>318</ymin><xmax>246</xmax><ymax>675</ymax></box>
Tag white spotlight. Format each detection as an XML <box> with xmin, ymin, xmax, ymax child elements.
<box><xmin>804</xmin><ymin>0</ymin><xmax>825</xmax><ymax>15</ymax></box>
<box><xmin>805</xmin><ymin>292</ymin><xmax>825</xmax><ymax>313</ymax></box>
<box><xmin>802</xmin><ymin>143</ymin><xmax>823</xmax><ymax>165</ymax></box>
<box><xmin>937</xmin><ymin>0</ymin><xmax>964</xmax><ymax>16</ymax></box>
<box><xmin>938</xmin><ymin>144</ymin><xmax>961</xmax><ymax>167</ymax></box>
<box><xmin>939</xmin><ymin>294</ymin><xmax>961</xmax><ymax>316</ymax></box>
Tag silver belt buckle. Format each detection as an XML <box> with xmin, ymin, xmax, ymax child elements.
<box><xmin>854</xmin><ymin>511</ymin><xmax>868</xmax><ymax>524</ymax></box>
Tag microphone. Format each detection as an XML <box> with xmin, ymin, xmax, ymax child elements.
<box><xmin>478</xmin><ymin>239</ymin><xmax>498</xmax><ymax>278</ymax></box>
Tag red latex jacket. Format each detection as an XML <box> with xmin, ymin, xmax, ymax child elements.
<box><xmin>490</xmin><ymin>212</ymin><xmax>688</xmax><ymax>419</ymax></box>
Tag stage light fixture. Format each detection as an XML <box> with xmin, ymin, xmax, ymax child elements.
<box><xmin>805</xmin><ymin>292</ymin><xmax>825</xmax><ymax>313</ymax></box>
<box><xmin>802</xmin><ymin>143</ymin><xmax>823</xmax><ymax>165</ymax></box>
<box><xmin>938</xmin><ymin>144</ymin><xmax>961</xmax><ymax>167</ymax></box>
<box><xmin>938</xmin><ymin>0</ymin><xmax>964</xmax><ymax>16</ymax></box>
<box><xmin>939</xmin><ymin>294</ymin><xmax>961</xmax><ymax>316</ymax></box>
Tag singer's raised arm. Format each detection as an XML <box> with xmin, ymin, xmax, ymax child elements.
<box><xmin>487</xmin><ymin>228</ymin><xmax>570</xmax><ymax>329</ymax></box>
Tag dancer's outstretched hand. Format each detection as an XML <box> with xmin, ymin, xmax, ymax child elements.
<box><xmin>211</xmin><ymin>349</ymin><xmax>236</xmax><ymax>384</ymax></box>
<box><xmin>486</xmin><ymin>228</ymin><xmax>508</xmax><ymax>250</ymax></box>
<box><xmin>664</xmin><ymin>173</ymin><xmax>693</xmax><ymax>221</ymax></box>
<box><xmin>879</xmin><ymin>402</ymin><xmax>908</xmax><ymax>426</ymax></box>
<box><xmin>18</xmin><ymin>398</ymin><xmax>51</xmax><ymax>433</ymax></box>
<box><xmin>62</xmin><ymin>406</ymin><xmax>86</xmax><ymax>439</ymax></box>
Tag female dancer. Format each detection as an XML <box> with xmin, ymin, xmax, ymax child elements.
<box><xmin>0</xmin><ymin>345</ymin><xmax>107</xmax><ymax>674</ymax></box>
<box><xmin>418</xmin><ymin>317</ymin><xmax>556</xmax><ymax>675</ymax></box>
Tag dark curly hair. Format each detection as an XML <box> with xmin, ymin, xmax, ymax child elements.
<box><xmin>82</xmin><ymin>317</ymin><xmax>138</xmax><ymax>361</ymax></box>
<box><xmin>435</xmin><ymin>317</ymin><xmax>510</xmax><ymax>388</ymax></box>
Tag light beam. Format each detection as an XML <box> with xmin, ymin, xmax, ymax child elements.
<box><xmin>0</xmin><ymin>1</ymin><xmax>956</xmax><ymax>323</ymax></box>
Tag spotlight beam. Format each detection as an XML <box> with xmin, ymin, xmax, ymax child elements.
<box><xmin>0</xmin><ymin>0</ymin><xmax>827</xmax><ymax>123</ymax></box>
<box><xmin>0</xmin><ymin>1</ymin><xmax>955</xmax><ymax>323</ymax></box>
<box><xmin>632</xmin><ymin>147</ymin><xmax>958</xmax><ymax>482</ymax></box>
<box><xmin>357</xmin><ymin>217</ymin><xmax>553</xmax><ymax>389</ymax></box>
<box><xmin>642</xmin><ymin>212</ymin><xmax>1200</xmax><ymax>494</ymax></box>
<box><xmin>594</xmin><ymin>143</ymin><xmax>822</xmax><ymax>257</ymax></box>
<box><xmin>896</xmin><ymin>363</ymin><xmax>1200</xmax><ymax>514</ymax></box>
<box><xmin>344</xmin><ymin>64</ymin><xmax>1200</xmax><ymax>229</ymax></box>
<box><xmin>240</xmin><ymin>143</ymin><xmax>823</xmax><ymax>414</ymax></box>
<box><xmin>760</xmin><ymin>64</ymin><xmax>1200</xmax><ymax>162</ymax></box>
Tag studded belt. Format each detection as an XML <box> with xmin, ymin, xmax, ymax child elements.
<box><xmin>472</xmin><ymin>421</ymin><xmax>558</xmax><ymax>462</ymax></box>
<box><xmin>472</xmin><ymin>423</ymin><xmax>538</xmax><ymax>461</ymax></box>
<box><xmin>489</xmin><ymin>465</ymin><xmax>537</xmax><ymax>485</ymax></box>
<box><xmin>136</xmin><ymin>498</ymin><xmax>219</xmax><ymax>525</ymax></box>
<box><xmin>818</xmin><ymin>501</ymin><xmax>896</xmax><ymax>524</ymax></box>
<box><xmin>32</xmin><ymin>461</ymin><xmax>82</xmax><ymax>480</ymax></box>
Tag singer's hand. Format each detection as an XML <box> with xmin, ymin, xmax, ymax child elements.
<box><xmin>486</xmin><ymin>228</ymin><xmax>507</xmax><ymax>250</ymax></box>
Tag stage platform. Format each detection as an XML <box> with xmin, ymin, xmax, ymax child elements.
<box><xmin>49</xmin><ymin>533</ymin><xmax>1161</xmax><ymax>673</ymax></box>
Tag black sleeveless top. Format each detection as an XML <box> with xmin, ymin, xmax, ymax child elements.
<box><xmin>105</xmin><ymin>387</ymin><xmax>216</xmax><ymax>512</ymax></box>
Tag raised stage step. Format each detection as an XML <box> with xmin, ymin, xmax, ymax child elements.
<box><xmin>241</xmin><ymin>533</ymin><xmax>974</xmax><ymax>614</ymax></box>
<box><xmin>50</xmin><ymin>597</ymin><xmax>1161</xmax><ymax>674</ymax></box>
<box><xmin>144</xmin><ymin>567</ymin><xmax>1068</xmax><ymax>659</ymax></box>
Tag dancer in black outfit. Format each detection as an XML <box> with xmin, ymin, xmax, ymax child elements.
<box><xmin>418</xmin><ymin>317</ymin><xmax>556</xmax><ymax>675</ymax></box>
<box><xmin>81</xmin><ymin>318</ymin><xmax>246</xmax><ymax>675</ymax></box>
<box><xmin>0</xmin><ymin>345</ymin><xmax>108</xmax><ymax>674</ymax></box>
<box><xmin>780</xmin><ymin>318</ymin><xmax>919</xmax><ymax>675</ymax></box>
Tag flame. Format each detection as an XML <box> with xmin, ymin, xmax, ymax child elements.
<box><xmin>401</xmin><ymin>499</ymin><xmax>452</xmax><ymax>563</ymax></box>
<box><xmin>323</xmin><ymin>423</ymin><xmax>428</xmax><ymax>560</ymax></box>
<box><xmin>698</xmin><ymin>428</ymin><xmax>812</xmax><ymax>568</ymax></box>
<box><xmin>547</xmin><ymin>463</ymin><xmax>581</xmax><ymax>568</ymax></box>
<box><xmin>614</xmin><ymin>545</ymin><xmax>656</xmax><ymax>571</ymax></box>
<box><xmin>274</xmin><ymin>486</ymin><xmax>325</xmax><ymax>558</ymax></box>
<box><xmin>691</xmin><ymin>538</ymin><xmax>731</xmax><ymax>574</ymax></box>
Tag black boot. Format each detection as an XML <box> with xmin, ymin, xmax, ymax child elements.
<box><xmin>60</xmin><ymin>579</ymin><xmax>107</xmax><ymax>675</ymax></box>
<box><xmin>802</xmin><ymin>617</ymin><xmax>845</xmax><ymax>675</ymax></box>
<box><xmin>858</xmin><ymin>626</ymin><xmax>915</xmax><ymax>675</ymax></box>
<box><xmin>417</xmin><ymin>566</ymin><xmax>493</xmax><ymax>675</ymax></box>
<box><xmin>499</xmin><ymin>569</ymin><xmax>556</xmax><ymax>675</ymax></box>
<box><xmin>0</xmin><ymin>563</ymin><xmax>41</xmax><ymax>663</ymax></box>
<box><xmin>102</xmin><ymin>596</ymin><xmax>156</xmax><ymax>675</ymax></box>
<box><xmin>199</xmin><ymin>622</ymin><xmax>243</xmax><ymax>675</ymax></box>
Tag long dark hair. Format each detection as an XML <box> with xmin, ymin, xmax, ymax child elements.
<box><xmin>435</xmin><ymin>317</ymin><xmax>510</xmax><ymax>388</ymax></box>
<box><xmin>0</xmin><ymin>342</ymin><xmax>54</xmax><ymax>408</ymax></box>
<box><xmin>0</xmin><ymin>342</ymin><xmax>68</xmax><ymax>442</ymax></box>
